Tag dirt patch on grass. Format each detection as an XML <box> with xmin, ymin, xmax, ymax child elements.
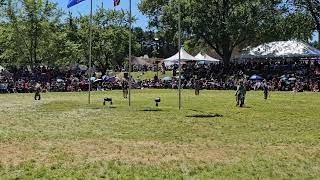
<box><xmin>264</xmin><ymin>144</ymin><xmax>320</xmax><ymax>157</ymax></box>
<box><xmin>0</xmin><ymin>140</ymin><xmax>230</xmax><ymax>165</ymax></box>
<box><xmin>1</xmin><ymin>140</ymin><xmax>319</xmax><ymax>166</ymax></box>
<box><xmin>0</xmin><ymin>141</ymin><xmax>54</xmax><ymax>166</ymax></box>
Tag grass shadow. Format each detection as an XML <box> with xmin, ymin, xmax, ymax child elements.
<box><xmin>86</xmin><ymin>106</ymin><xmax>102</xmax><ymax>110</ymax></box>
<box><xmin>237</xmin><ymin>106</ymin><xmax>251</xmax><ymax>109</ymax></box>
<box><xmin>186</xmin><ymin>114</ymin><xmax>223</xmax><ymax>118</ymax></box>
<box><xmin>141</xmin><ymin>109</ymin><xmax>163</xmax><ymax>112</ymax></box>
<box><xmin>104</xmin><ymin>106</ymin><xmax>117</xmax><ymax>109</ymax></box>
<box><xmin>189</xmin><ymin>109</ymin><xmax>207</xmax><ymax>113</ymax></box>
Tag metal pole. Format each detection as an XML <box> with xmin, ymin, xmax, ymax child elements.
<box><xmin>178</xmin><ymin>3</ymin><xmax>182</xmax><ymax>110</ymax></box>
<box><xmin>128</xmin><ymin>0</ymin><xmax>132</xmax><ymax>106</ymax></box>
<box><xmin>156</xmin><ymin>40</ymin><xmax>159</xmax><ymax>77</ymax></box>
<box><xmin>88</xmin><ymin>0</ymin><xmax>93</xmax><ymax>104</ymax></box>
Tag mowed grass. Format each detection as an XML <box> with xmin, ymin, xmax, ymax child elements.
<box><xmin>116</xmin><ymin>71</ymin><xmax>172</xmax><ymax>80</ymax></box>
<box><xmin>0</xmin><ymin>89</ymin><xmax>319</xmax><ymax>179</ymax></box>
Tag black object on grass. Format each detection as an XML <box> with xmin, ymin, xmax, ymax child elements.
<box><xmin>103</xmin><ymin>98</ymin><xmax>113</xmax><ymax>105</ymax></box>
<box><xmin>155</xmin><ymin>97</ymin><xmax>161</xmax><ymax>107</ymax></box>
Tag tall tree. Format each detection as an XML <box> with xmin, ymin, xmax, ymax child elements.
<box><xmin>4</xmin><ymin>0</ymin><xmax>63</xmax><ymax>65</ymax></box>
<box><xmin>140</xmin><ymin>0</ymin><xmax>314</xmax><ymax>64</ymax></box>
<box><xmin>75</xmin><ymin>7</ymin><xmax>137</xmax><ymax>72</ymax></box>
<box><xmin>289</xmin><ymin>0</ymin><xmax>320</xmax><ymax>47</ymax></box>
<box><xmin>0</xmin><ymin>0</ymin><xmax>5</xmax><ymax>7</ymax></box>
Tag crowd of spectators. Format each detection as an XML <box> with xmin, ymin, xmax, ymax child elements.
<box><xmin>0</xmin><ymin>60</ymin><xmax>319</xmax><ymax>93</ymax></box>
<box><xmin>0</xmin><ymin>66</ymin><xmax>91</xmax><ymax>93</ymax></box>
<box><xmin>132</xmin><ymin>60</ymin><xmax>319</xmax><ymax>92</ymax></box>
<box><xmin>180</xmin><ymin>60</ymin><xmax>320</xmax><ymax>92</ymax></box>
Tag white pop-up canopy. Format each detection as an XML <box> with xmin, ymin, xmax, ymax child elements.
<box><xmin>241</xmin><ymin>40</ymin><xmax>320</xmax><ymax>59</ymax></box>
<box><xmin>164</xmin><ymin>48</ymin><xmax>198</xmax><ymax>63</ymax></box>
<box><xmin>195</xmin><ymin>53</ymin><xmax>220</xmax><ymax>63</ymax></box>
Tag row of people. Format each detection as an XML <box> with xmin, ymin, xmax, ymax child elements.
<box><xmin>1</xmin><ymin>60</ymin><xmax>319</xmax><ymax>93</ymax></box>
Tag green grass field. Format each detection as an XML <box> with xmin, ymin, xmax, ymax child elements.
<box><xmin>116</xmin><ymin>71</ymin><xmax>172</xmax><ymax>80</ymax></box>
<box><xmin>0</xmin><ymin>90</ymin><xmax>319</xmax><ymax>179</ymax></box>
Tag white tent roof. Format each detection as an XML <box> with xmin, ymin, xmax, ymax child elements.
<box><xmin>164</xmin><ymin>48</ymin><xmax>198</xmax><ymax>62</ymax></box>
<box><xmin>195</xmin><ymin>53</ymin><xmax>220</xmax><ymax>62</ymax></box>
<box><xmin>132</xmin><ymin>56</ymin><xmax>161</xmax><ymax>65</ymax></box>
<box><xmin>241</xmin><ymin>40</ymin><xmax>320</xmax><ymax>59</ymax></box>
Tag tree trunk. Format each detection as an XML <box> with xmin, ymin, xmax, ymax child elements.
<box><xmin>34</xmin><ymin>34</ymin><xmax>37</xmax><ymax>64</ymax></box>
<box><xmin>222</xmin><ymin>47</ymin><xmax>232</xmax><ymax>65</ymax></box>
<box><xmin>29</xmin><ymin>40</ymin><xmax>33</xmax><ymax>64</ymax></box>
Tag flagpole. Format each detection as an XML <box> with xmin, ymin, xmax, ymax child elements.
<box><xmin>178</xmin><ymin>3</ymin><xmax>182</xmax><ymax>110</ymax></box>
<box><xmin>128</xmin><ymin>0</ymin><xmax>132</xmax><ymax>106</ymax></box>
<box><xmin>88</xmin><ymin>0</ymin><xmax>93</xmax><ymax>104</ymax></box>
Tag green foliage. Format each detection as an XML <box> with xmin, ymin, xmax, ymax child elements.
<box><xmin>287</xmin><ymin>0</ymin><xmax>320</xmax><ymax>47</ymax></box>
<box><xmin>0</xmin><ymin>0</ymin><xmax>318</xmax><ymax>67</ymax></box>
<box><xmin>139</xmin><ymin>0</ymin><xmax>315</xmax><ymax>64</ymax></box>
<box><xmin>0</xmin><ymin>1</ymin><xmax>145</xmax><ymax>69</ymax></box>
<box><xmin>73</xmin><ymin>8</ymin><xmax>133</xmax><ymax>70</ymax></box>
<box><xmin>1</xmin><ymin>0</ymin><xmax>64</xmax><ymax>65</ymax></box>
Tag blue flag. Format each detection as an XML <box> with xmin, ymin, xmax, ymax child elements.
<box><xmin>67</xmin><ymin>0</ymin><xmax>85</xmax><ymax>8</ymax></box>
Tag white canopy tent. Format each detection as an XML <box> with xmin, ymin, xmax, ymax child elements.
<box><xmin>164</xmin><ymin>48</ymin><xmax>198</xmax><ymax>64</ymax></box>
<box><xmin>131</xmin><ymin>55</ymin><xmax>163</xmax><ymax>65</ymax></box>
<box><xmin>241</xmin><ymin>40</ymin><xmax>320</xmax><ymax>60</ymax></box>
<box><xmin>195</xmin><ymin>53</ymin><xmax>220</xmax><ymax>64</ymax></box>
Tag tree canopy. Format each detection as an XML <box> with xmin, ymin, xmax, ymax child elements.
<box><xmin>0</xmin><ymin>0</ymin><xmax>318</xmax><ymax>67</ymax></box>
<box><xmin>0</xmin><ymin>0</ymin><xmax>151</xmax><ymax>70</ymax></box>
<box><xmin>287</xmin><ymin>0</ymin><xmax>320</xmax><ymax>47</ymax></box>
<box><xmin>140</xmin><ymin>0</ymin><xmax>315</xmax><ymax>64</ymax></box>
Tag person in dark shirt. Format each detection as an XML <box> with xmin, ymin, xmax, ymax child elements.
<box><xmin>122</xmin><ymin>79</ymin><xmax>129</xmax><ymax>99</ymax></box>
<box><xmin>263</xmin><ymin>80</ymin><xmax>269</xmax><ymax>100</ymax></box>
<box><xmin>154</xmin><ymin>74</ymin><xmax>158</xmax><ymax>82</ymax></box>
<box><xmin>34</xmin><ymin>82</ymin><xmax>41</xmax><ymax>100</ymax></box>
<box><xmin>161</xmin><ymin>62</ymin><xmax>166</xmax><ymax>75</ymax></box>
<box><xmin>195</xmin><ymin>79</ymin><xmax>201</xmax><ymax>96</ymax></box>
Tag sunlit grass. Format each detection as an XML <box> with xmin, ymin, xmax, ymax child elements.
<box><xmin>115</xmin><ymin>71</ymin><xmax>173</xmax><ymax>80</ymax></box>
<box><xmin>0</xmin><ymin>90</ymin><xmax>319</xmax><ymax>178</ymax></box>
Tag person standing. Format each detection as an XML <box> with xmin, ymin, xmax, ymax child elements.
<box><xmin>173</xmin><ymin>64</ymin><xmax>178</xmax><ymax>76</ymax></box>
<box><xmin>195</xmin><ymin>79</ymin><xmax>201</xmax><ymax>96</ymax></box>
<box><xmin>235</xmin><ymin>80</ymin><xmax>246</xmax><ymax>107</ymax></box>
<box><xmin>122</xmin><ymin>79</ymin><xmax>129</xmax><ymax>99</ymax></box>
<box><xmin>263</xmin><ymin>80</ymin><xmax>269</xmax><ymax>100</ymax></box>
<box><xmin>34</xmin><ymin>82</ymin><xmax>41</xmax><ymax>100</ymax></box>
<box><xmin>161</xmin><ymin>62</ymin><xmax>166</xmax><ymax>75</ymax></box>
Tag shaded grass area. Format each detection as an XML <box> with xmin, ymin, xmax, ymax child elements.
<box><xmin>0</xmin><ymin>90</ymin><xmax>319</xmax><ymax>178</ymax></box>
